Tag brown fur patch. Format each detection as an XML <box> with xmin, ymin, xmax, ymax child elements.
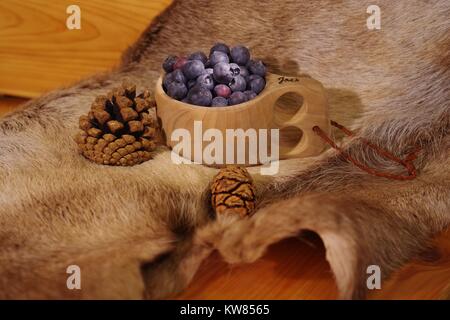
<box><xmin>0</xmin><ymin>0</ymin><xmax>449</xmax><ymax>299</ymax></box>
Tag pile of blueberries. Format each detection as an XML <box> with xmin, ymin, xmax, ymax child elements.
<box><xmin>162</xmin><ymin>43</ymin><xmax>266</xmax><ymax>107</ymax></box>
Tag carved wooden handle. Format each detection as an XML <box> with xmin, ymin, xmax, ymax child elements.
<box><xmin>265</xmin><ymin>73</ymin><xmax>330</xmax><ymax>158</ymax></box>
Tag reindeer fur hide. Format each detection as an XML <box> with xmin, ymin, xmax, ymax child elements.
<box><xmin>0</xmin><ymin>0</ymin><xmax>449</xmax><ymax>299</ymax></box>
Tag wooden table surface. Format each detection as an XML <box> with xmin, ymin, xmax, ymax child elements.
<box><xmin>0</xmin><ymin>0</ymin><xmax>172</xmax><ymax>97</ymax></box>
<box><xmin>1</xmin><ymin>97</ymin><xmax>449</xmax><ymax>300</ymax></box>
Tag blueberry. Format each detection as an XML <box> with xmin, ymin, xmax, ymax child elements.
<box><xmin>231</xmin><ymin>45</ymin><xmax>250</xmax><ymax>65</ymax></box>
<box><xmin>162</xmin><ymin>44</ymin><xmax>267</xmax><ymax>106</ymax></box>
<box><xmin>188</xmin><ymin>85</ymin><xmax>213</xmax><ymax>106</ymax></box>
<box><xmin>182</xmin><ymin>60</ymin><xmax>205</xmax><ymax>80</ymax></box>
<box><xmin>229</xmin><ymin>91</ymin><xmax>248</xmax><ymax>105</ymax></box>
<box><xmin>196</xmin><ymin>73</ymin><xmax>215</xmax><ymax>91</ymax></box>
<box><xmin>211</xmin><ymin>96</ymin><xmax>228</xmax><ymax>107</ymax></box>
<box><xmin>229</xmin><ymin>75</ymin><xmax>247</xmax><ymax>92</ymax></box>
<box><xmin>163</xmin><ymin>73</ymin><xmax>173</xmax><ymax>90</ymax></box>
<box><xmin>173</xmin><ymin>57</ymin><xmax>188</xmax><ymax>70</ymax></box>
<box><xmin>187</xmin><ymin>79</ymin><xmax>197</xmax><ymax>90</ymax></box>
<box><xmin>247</xmin><ymin>74</ymin><xmax>260</xmax><ymax>82</ymax></box>
<box><xmin>247</xmin><ymin>59</ymin><xmax>266</xmax><ymax>77</ymax></box>
<box><xmin>167</xmin><ymin>82</ymin><xmax>187</xmax><ymax>100</ymax></box>
<box><xmin>188</xmin><ymin>51</ymin><xmax>208</xmax><ymax>64</ymax></box>
<box><xmin>213</xmin><ymin>62</ymin><xmax>233</xmax><ymax>84</ymax></box>
<box><xmin>209</xmin><ymin>51</ymin><xmax>229</xmax><ymax>66</ymax></box>
<box><xmin>163</xmin><ymin>69</ymin><xmax>186</xmax><ymax>90</ymax></box>
<box><xmin>162</xmin><ymin>55</ymin><xmax>177</xmax><ymax>73</ymax></box>
<box><xmin>247</xmin><ymin>74</ymin><xmax>266</xmax><ymax>94</ymax></box>
<box><xmin>214</xmin><ymin>84</ymin><xmax>231</xmax><ymax>98</ymax></box>
<box><xmin>244</xmin><ymin>90</ymin><xmax>257</xmax><ymax>101</ymax></box>
<box><xmin>210</xmin><ymin>42</ymin><xmax>230</xmax><ymax>56</ymax></box>
<box><xmin>229</xmin><ymin>63</ymin><xmax>240</xmax><ymax>76</ymax></box>
<box><xmin>239</xmin><ymin>66</ymin><xmax>249</xmax><ymax>80</ymax></box>
<box><xmin>172</xmin><ymin>69</ymin><xmax>186</xmax><ymax>83</ymax></box>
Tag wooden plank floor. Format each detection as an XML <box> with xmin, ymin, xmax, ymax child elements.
<box><xmin>175</xmin><ymin>229</ymin><xmax>450</xmax><ymax>300</ymax></box>
<box><xmin>1</xmin><ymin>97</ymin><xmax>449</xmax><ymax>299</ymax></box>
<box><xmin>0</xmin><ymin>0</ymin><xmax>172</xmax><ymax>97</ymax></box>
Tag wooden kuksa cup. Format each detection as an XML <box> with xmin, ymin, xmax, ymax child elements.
<box><xmin>155</xmin><ymin>72</ymin><xmax>330</xmax><ymax>166</ymax></box>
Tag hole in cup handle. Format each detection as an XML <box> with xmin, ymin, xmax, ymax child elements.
<box><xmin>267</xmin><ymin>73</ymin><xmax>331</xmax><ymax>158</ymax></box>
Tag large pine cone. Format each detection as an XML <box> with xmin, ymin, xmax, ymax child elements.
<box><xmin>74</xmin><ymin>82</ymin><xmax>158</xmax><ymax>166</ymax></box>
<box><xmin>210</xmin><ymin>166</ymin><xmax>256</xmax><ymax>218</ymax></box>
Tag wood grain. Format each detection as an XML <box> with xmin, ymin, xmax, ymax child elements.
<box><xmin>176</xmin><ymin>228</ymin><xmax>450</xmax><ymax>300</ymax></box>
<box><xmin>0</xmin><ymin>0</ymin><xmax>172</xmax><ymax>97</ymax></box>
<box><xmin>176</xmin><ymin>232</ymin><xmax>339</xmax><ymax>300</ymax></box>
<box><xmin>370</xmin><ymin>227</ymin><xmax>450</xmax><ymax>300</ymax></box>
<box><xmin>0</xmin><ymin>96</ymin><xmax>28</xmax><ymax>117</ymax></box>
<box><xmin>1</xmin><ymin>98</ymin><xmax>449</xmax><ymax>299</ymax></box>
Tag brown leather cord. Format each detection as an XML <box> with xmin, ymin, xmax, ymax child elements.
<box><xmin>312</xmin><ymin>121</ymin><xmax>421</xmax><ymax>180</ymax></box>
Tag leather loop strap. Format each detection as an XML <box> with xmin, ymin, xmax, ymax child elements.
<box><xmin>313</xmin><ymin>121</ymin><xmax>421</xmax><ymax>180</ymax></box>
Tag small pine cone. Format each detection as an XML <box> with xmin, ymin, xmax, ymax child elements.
<box><xmin>74</xmin><ymin>82</ymin><xmax>159</xmax><ymax>166</ymax></box>
<box><xmin>210</xmin><ymin>166</ymin><xmax>256</xmax><ymax>218</ymax></box>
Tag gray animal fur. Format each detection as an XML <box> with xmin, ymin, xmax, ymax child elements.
<box><xmin>0</xmin><ymin>0</ymin><xmax>448</xmax><ymax>299</ymax></box>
